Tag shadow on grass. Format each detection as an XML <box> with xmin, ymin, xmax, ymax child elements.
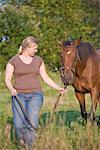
<box><xmin>4</xmin><ymin>110</ymin><xmax>99</xmax><ymax>150</ymax></box>
<box><xmin>6</xmin><ymin>110</ymin><xmax>82</xmax><ymax>138</ymax></box>
<box><xmin>6</xmin><ymin>110</ymin><xmax>100</xmax><ymax>138</ymax></box>
<box><xmin>39</xmin><ymin>110</ymin><xmax>81</xmax><ymax>128</ymax></box>
<box><xmin>39</xmin><ymin>110</ymin><xmax>100</xmax><ymax>128</ymax></box>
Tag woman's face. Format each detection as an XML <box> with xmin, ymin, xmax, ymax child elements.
<box><xmin>26</xmin><ymin>43</ymin><xmax>38</xmax><ymax>56</ymax></box>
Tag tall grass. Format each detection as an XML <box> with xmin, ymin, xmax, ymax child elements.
<box><xmin>0</xmin><ymin>71</ymin><xmax>100</xmax><ymax>150</ymax></box>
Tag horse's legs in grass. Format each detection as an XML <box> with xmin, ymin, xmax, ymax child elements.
<box><xmin>75</xmin><ymin>91</ymin><xmax>87</xmax><ymax>120</ymax></box>
<box><xmin>90</xmin><ymin>88</ymin><xmax>99</xmax><ymax>122</ymax></box>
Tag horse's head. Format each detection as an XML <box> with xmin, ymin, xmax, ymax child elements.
<box><xmin>59</xmin><ymin>38</ymin><xmax>81</xmax><ymax>85</ymax></box>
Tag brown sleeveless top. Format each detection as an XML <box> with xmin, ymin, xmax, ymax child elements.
<box><xmin>8</xmin><ymin>55</ymin><xmax>43</xmax><ymax>93</ymax></box>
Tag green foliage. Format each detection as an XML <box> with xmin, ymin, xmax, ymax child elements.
<box><xmin>0</xmin><ymin>0</ymin><xmax>100</xmax><ymax>70</ymax></box>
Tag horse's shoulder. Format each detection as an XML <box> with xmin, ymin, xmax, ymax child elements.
<box><xmin>73</xmin><ymin>76</ymin><xmax>91</xmax><ymax>93</ymax></box>
<box><xmin>73</xmin><ymin>77</ymin><xmax>84</xmax><ymax>92</ymax></box>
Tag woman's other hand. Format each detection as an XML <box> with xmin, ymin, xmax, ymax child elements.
<box><xmin>10</xmin><ymin>88</ymin><xmax>18</xmax><ymax>96</ymax></box>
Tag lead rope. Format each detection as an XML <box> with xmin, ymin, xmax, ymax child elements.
<box><xmin>38</xmin><ymin>85</ymin><xmax>67</xmax><ymax>141</ymax></box>
<box><xmin>14</xmin><ymin>93</ymin><xmax>63</xmax><ymax>132</ymax></box>
<box><xmin>43</xmin><ymin>93</ymin><xmax>62</xmax><ymax>126</ymax></box>
<box><xmin>14</xmin><ymin>95</ymin><xmax>38</xmax><ymax>132</ymax></box>
<box><xmin>44</xmin><ymin>85</ymin><xmax>67</xmax><ymax>126</ymax></box>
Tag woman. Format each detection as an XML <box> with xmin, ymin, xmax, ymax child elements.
<box><xmin>5</xmin><ymin>36</ymin><xmax>66</xmax><ymax>149</ymax></box>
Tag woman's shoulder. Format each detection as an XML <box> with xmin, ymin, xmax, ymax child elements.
<box><xmin>34</xmin><ymin>55</ymin><xmax>43</xmax><ymax>62</ymax></box>
<box><xmin>8</xmin><ymin>55</ymin><xmax>18</xmax><ymax>65</ymax></box>
<box><xmin>34</xmin><ymin>55</ymin><xmax>43</xmax><ymax>66</ymax></box>
<box><xmin>10</xmin><ymin>55</ymin><xmax>18</xmax><ymax>60</ymax></box>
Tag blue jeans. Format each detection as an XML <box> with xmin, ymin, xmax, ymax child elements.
<box><xmin>12</xmin><ymin>92</ymin><xmax>44</xmax><ymax>147</ymax></box>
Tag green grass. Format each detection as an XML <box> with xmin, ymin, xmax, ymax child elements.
<box><xmin>0</xmin><ymin>71</ymin><xmax>100</xmax><ymax>150</ymax></box>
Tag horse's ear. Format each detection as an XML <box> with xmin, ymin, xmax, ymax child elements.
<box><xmin>74</xmin><ymin>37</ymin><xmax>82</xmax><ymax>46</ymax></box>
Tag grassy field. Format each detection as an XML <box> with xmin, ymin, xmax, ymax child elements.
<box><xmin>0</xmin><ymin>71</ymin><xmax>100</xmax><ymax>150</ymax></box>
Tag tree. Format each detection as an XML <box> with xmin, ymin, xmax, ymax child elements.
<box><xmin>0</xmin><ymin>0</ymin><xmax>99</xmax><ymax>71</ymax></box>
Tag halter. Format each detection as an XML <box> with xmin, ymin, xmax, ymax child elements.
<box><xmin>60</xmin><ymin>47</ymin><xmax>78</xmax><ymax>85</ymax></box>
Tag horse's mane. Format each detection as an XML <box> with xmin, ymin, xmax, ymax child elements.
<box><xmin>77</xmin><ymin>42</ymin><xmax>95</xmax><ymax>63</ymax></box>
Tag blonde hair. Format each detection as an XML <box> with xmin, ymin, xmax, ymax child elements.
<box><xmin>17</xmin><ymin>36</ymin><xmax>38</xmax><ymax>55</ymax></box>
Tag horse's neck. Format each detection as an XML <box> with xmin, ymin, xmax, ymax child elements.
<box><xmin>76</xmin><ymin>49</ymin><xmax>97</xmax><ymax>75</ymax></box>
<box><xmin>75</xmin><ymin>52</ymin><xmax>99</xmax><ymax>78</ymax></box>
<box><xmin>75</xmin><ymin>61</ymin><xmax>86</xmax><ymax>77</ymax></box>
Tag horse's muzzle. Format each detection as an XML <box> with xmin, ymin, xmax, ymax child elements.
<box><xmin>60</xmin><ymin>66</ymin><xmax>74</xmax><ymax>85</ymax></box>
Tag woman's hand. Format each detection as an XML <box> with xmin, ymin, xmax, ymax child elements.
<box><xmin>10</xmin><ymin>88</ymin><xmax>17</xmax><ymax>96</ymax></box>
<box><xmin>57</xmin><ymin>87</ymin><xmax>67</xmax><ymax>94</ymax></box>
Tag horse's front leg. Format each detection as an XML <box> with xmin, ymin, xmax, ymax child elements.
<box><xmin>90</xmin><ymin>88</ymin><xmax>99</xmax><ymax>122</ymax></box>
<box><xmin>75</xmin><ymin>91</ymin><xmax>87</xmax><ymax>120</ymax></box>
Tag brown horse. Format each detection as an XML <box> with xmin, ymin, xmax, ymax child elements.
<box><xmin>59</xmin><ymin>39</ymin><xmax>100</xmax><ymax>122</ymax></box>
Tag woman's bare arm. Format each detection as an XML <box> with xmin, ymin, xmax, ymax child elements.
<box><xmin>39</xmin><ymin>61</ymin><xmax>66</xmax><ymax>94</ymax></box>
<box><xmin>5</xmin><ymin>63</ymin><xmax>17</xmax><ymax>95</ymax></box>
